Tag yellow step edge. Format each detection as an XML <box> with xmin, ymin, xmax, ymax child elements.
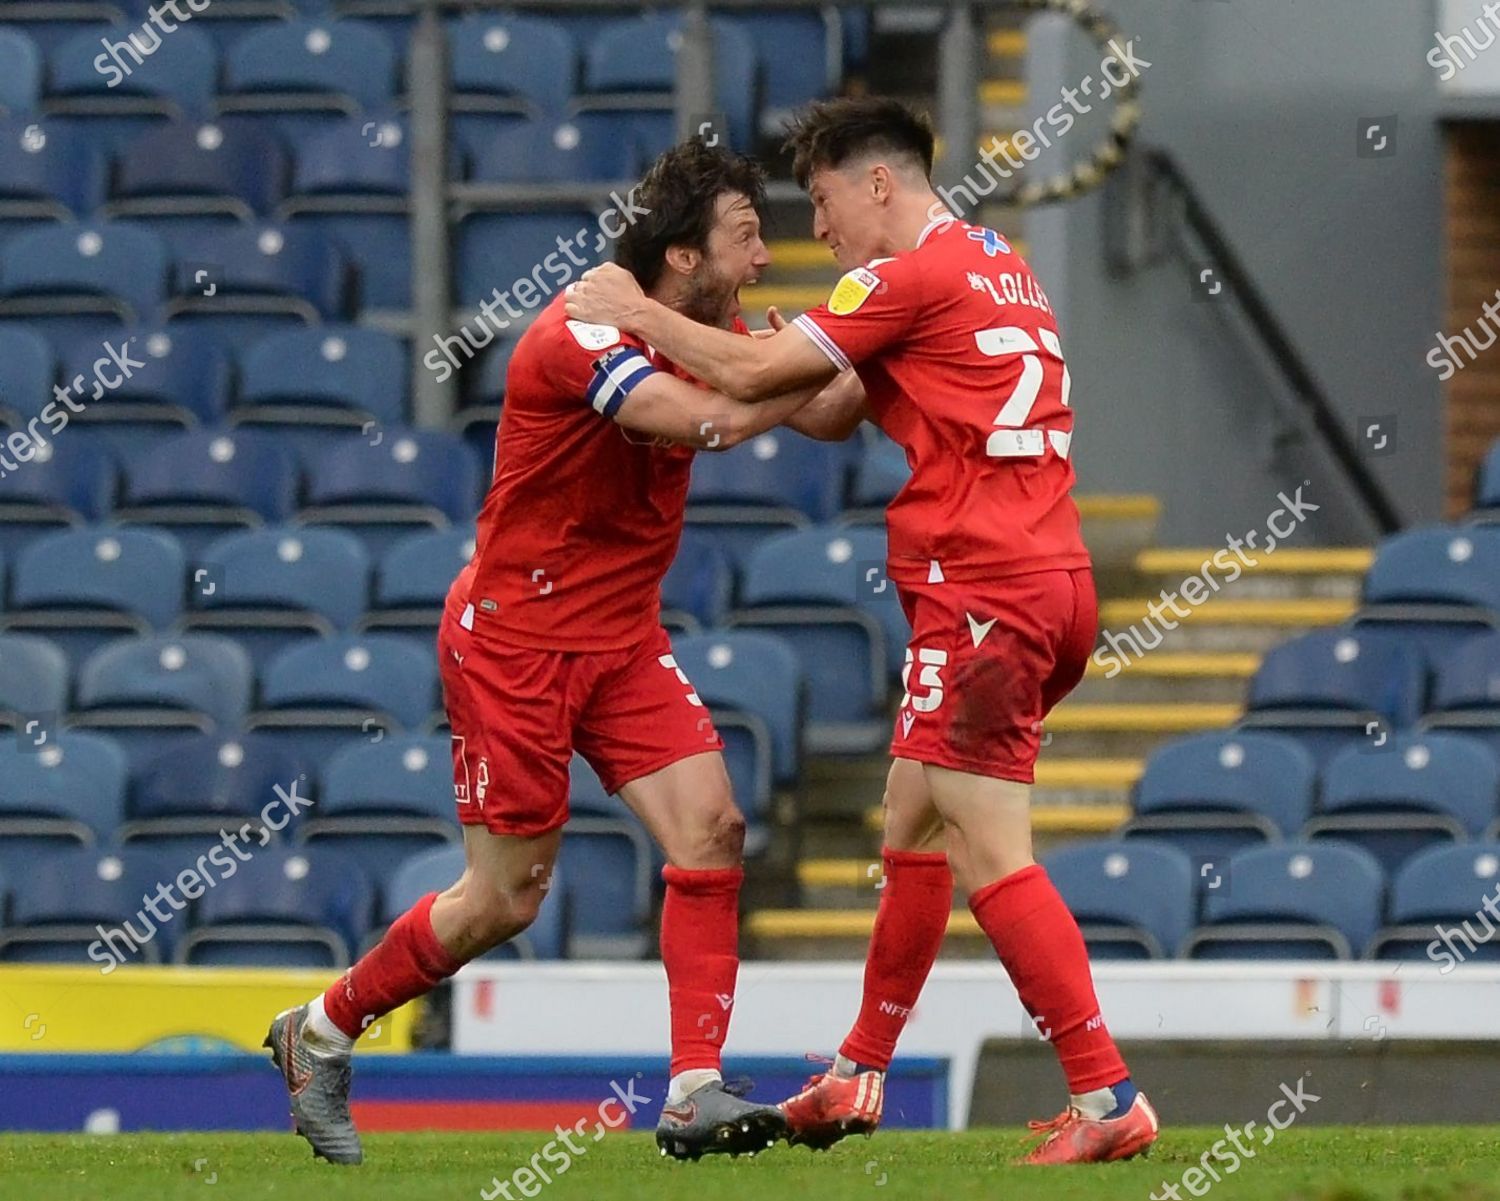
<box><xmin>741</xmin><ymin>284</ymin><xmax>833</xmax><ymax>312</ymax></box>
<box><xmin>1086</xmin><ymin>653</ymin><xmax>1261</xmax><ymax>678</ymax></box>
<box><xmin>862</xmin><ymin>798</ymin><xmax>1132</xmax><ymax>834</ymax></box>
<box><xmin>1034</xmin><ymin>759</ymin><xmax>1143</xmax><ymax>788</ymax></box>
<box><xmin>1044</xmin><ymin>703</ymin><xmax>1243</xmax><ymax>732</ymax></box>
<box><xmin>1076</xmin><ymin>495</ymin><xmax>1161</xmax><ymax>521</ymax></box>
<box><xmin>767</xmin><ymin>240</ymin><xmax>836</xmax><ymax>270</ymax></box>
<box><xmin>980</xmin><ymin>80</ymin><xmax>1028</xmax><ymax>108</ymax></box>
<box><xmin>987</xmin><ymin>29</ymin><xmax>1028</xmax><ymax>56</ymax></box>
<box><xmin>748</xmin><ymin>909</ymin><xmax>984</xmax><ymax>938</ymax></box>
<box><xmin>1099</xmin><ymin>597</ymin><xmax>1356</xmax><ymax>627</ymax></box>
<box><xmin>1135</xmin><ymin>548</ymin><xmax>1375</xmax><ymax>575</ymax></box>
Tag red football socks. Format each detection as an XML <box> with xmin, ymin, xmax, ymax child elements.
<box><xmin>839</xmin><ymin>849</ymin><xmax>954</xmax><ymax>1071</ymax></box>
<box><xmin>322</xmin><ymin>891</ymin><xmax>464</xmax><ymax>1039</ymax></box>
<box><xmin>969</xmin><ymin>864</ymin><xmax>1128</xmax><ymax>1093</ymax></box>
<box><xmin>660</xmin><ymin>864</ymin><xmax>744</xmax><ymax>1076</ymax></box>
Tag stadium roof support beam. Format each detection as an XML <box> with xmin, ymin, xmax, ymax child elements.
<box><xmin>410</xmin><ymin>0</ymin><xmax>457</xmax><ymax>429</ymax></box>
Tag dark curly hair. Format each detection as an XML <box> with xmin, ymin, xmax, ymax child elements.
<box><xmin>783</xmin><ymin>97</ymin><xmax>936</xmax><ymax>190</ymax></box>
<box><xmin>615</xmin><ymin>139</ymin><xmax>767</xmax><ymax>291</ymax></box>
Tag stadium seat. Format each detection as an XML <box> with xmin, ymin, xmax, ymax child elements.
<box><xmin>738</xmin><ymin>12</ymin><xmax>834</xmax><ymax>125</ymax></box>
<box><xmin>300</xmin><ymin>430</ymin><xmax>482</xmax><ymax>557</ymax></box>
<box><xmin>361</xmin><ymin>526</ymin><xmax>475</xmax><ymax>646</ymax></box>
<box><xmin>844</xmin><ymin>429</ymin><xmax>910</xmax><ymax>524</ymax></box>
<box><xmin>687</xmin><ymin>430</ymin><xmax>849</xmax><ymax>572</ymax></box>
<box><xmin>0</xmin><ymin>634</ymin><xmax>70</xmax><ymax>730</ymax></box>
<box><xmin>1423</xmin><ymin>631</ymin><xmax>1500</xmax><ymax>763</ymax></box>
<box><xmin>0</xmin><ymin>439</ymin><xmax>115</xmax><ymax>560</ymax></box>
<box><xmin>1353</xmin><ymin>525</ymin><xmax>1500</xmax><ymax>663</ymax></box>
<box><xmin>448</xmin><ymin>14</ymin><xmax>576</xmax><ymax>120</ymax></box>
<box><xmin>0</xmin><ymin>118</ymin><xmax>107</xmax><ymax>224</ymax></box>
<box><xmin>233</xmin><ymin>326</ymin><xmax>407</xmax><ymax>456</ymax></box>
<box><xmin>71</xmin><ymin>635</ymin><xmax>254</xmax><ymax>768</ymax></box>
<box><xmin>0</xmin><ymin>324</ymin><xmax>57</xmax><ymax>428</ymax></box>
<box><xmin>382</xmin><ymin>845</ymin><xmax>566</xmax><ymax>960</ymax></box>
<box><xmin>250</xmin><ymin>634</ymin><xmax>438</xmax><ymax>763</ymax></box>
<box><xmin>176</xmin><ymin>848</ymin><xmax>373</xmax><ymax>968</ymax></box>
<box><xmin>117</xmin><ymin>428</ymin><xmax>299</xmax><ymax>558</ymax></box>
<box><xmin>455</xmin><ymin>211</ymin><xmax>601</xmax><ymax>312</ymax></box>
<box><xmin>730</xmin><ymin>526</ymin><xmax>905</xmax><ymax>753</ymax></box>
<box><xmin>1122</xmin><ymin>731</ymin><xmax>1318</xmax><ymax>863</ymax></box>
<box><xmin>1238</xmin><ymin>628</ymin><xmax>1427</xmax><ymax>764</ymax></box>
<box><xmin>0</xmin><ymin>30</ymin><xmax>43</xmax><ymax>118</ymax></box>
<box><xmin>125</xmin><ymin>732</ymin><xmax>309</xmax><ymax>846</ymax></box>
<box><xmin>106</xmin><ymin>121</ymin><xmax>289</xmax><ymax>229</ymax></box>
<box><xmin>298</xmin><ymin>736</ymin><xmax>461</xmax><ymax>882</ymax></box>
<box><xmin>1043</xmin><ymin>839</ymin><xmax>1196</xmax><ymax>959</ymax></box>
<box><xmin>1369</xmin><ymin>842</ymin><xmax>1500</xmax><ymax>961</ymax></box>
<box><xmin>0</xmin><ymin>846</ymin><xmax>174</xmax><ymax>965</ymax></box>
<box><xmin>0</xmin><ymin>222</ymin><xmax>170</xmax><ymax>336</ymax></box>
<box><xmin>1304</xmin><ymin>733</ymin><xmax>1499</xmax><ymax>874</ymax></box>
<box><xmin>164</xmin><ymin>223</ymin><xmax>349</xmax><ymax>326</ymax></box>
<box><xmin>561</xmin><ymin>817</ymin><xmax>655</xmax><ymax>959</ymax></box>
<box><xmin>1184</xmin><ymin>842</ymin><xmax>1385</xmax><ymax>960</ymax></box>
<box><xmin>280</xmin><ymin>115</ymin><xmax>411</xmax><ymax>312</ymax></box>
<box><xmin>0</xmin><ymin>731</ymin><xmax>128</xmax><ymax>872</ymax></box>
<box><xmin>465</xmin><ymin>114</ymin><xmax>638</xmax><ymax>184</ymax></box>
<box><xmin>3</xmin><ymin>527</ymin><xmax>185</xmax><ymax>666</ymax></box>
<box><xmin>181</xmin><ymin>526</ymin><xmax>371</xmax><ymax>670</ymax></box>
<box><xmin>660</xmin><ymin>531</ymin><xmax>732</xmax><ymax>634</ymax></box>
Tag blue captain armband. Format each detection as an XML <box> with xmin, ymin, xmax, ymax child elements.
<box><xmin>587</xmin><ymin>346</ymin><xmax>657</xmax><ymax>419</ymax></box>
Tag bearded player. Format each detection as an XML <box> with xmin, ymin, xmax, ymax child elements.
<box><xmin>565</xmin><ymin>98</ymin><xmax>1158</xmax><ymax>1165</ymax></box>
<box><xmin>265</xmin><ymin>140</ymin><xmax>860</xmax><ymax>1165</ymax></box>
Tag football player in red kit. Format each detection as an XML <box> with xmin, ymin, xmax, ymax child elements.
<box><xmin>565</xmin><ymin>98</ymin><xmax>1157</xmax><ymax>1165</ymax></box>
<box><xmin>266</xmin><ymin>141</ymin><xmax>861</xmax><ymax>1165</ymax></box>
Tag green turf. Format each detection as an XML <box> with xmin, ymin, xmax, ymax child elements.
<box><xmin>1</xmin><ymin>1129</ymin><xmax>1496</xmax><ymax>1200</ymax></box>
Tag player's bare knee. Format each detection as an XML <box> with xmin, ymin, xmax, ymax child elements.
<box><xmin>670</xmin><ymin>803</ymin><xmax>745</xmax><ymax>868</ymax></box>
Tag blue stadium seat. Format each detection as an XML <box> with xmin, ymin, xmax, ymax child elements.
<box><xmin>448</xmin><ymin>14</ymin><xmax>576</xmax><ymax>119</ymax></box>
<box><xmin>0</xmin><ymin>731</ymin><xmax>128</xmax><ymax>872</ymax></box>
<box><xmin>220</xmin><ymin>19</ymin><xmax>398</xmax><ymax>148</ymax></box>
<box><xmin>1423</xmin><ymin>631</ymin><xmax>1500</xmax><ymax>763</ymax></box>
<box><xmin>0</xmin><ymin>30</ymin><xmax>43</xmax><ymax>117</ymax></box>
<box><xmin>298</xmin><ymin>736</ymin><xmax>461</xmax><ymax>881</ymax></box>
<box><xmin>1238</xmin><ymin>628</ymin><xmax>1427</xmax><ymax>765</ymax></box>
<box><xmin>687</xmin><ymin>430</ymin><xmax>849</xmax><ymax>573</ymax></box>
<box><xmin>177</xmin><ymin>848</ymin><xmax>373</xmax><ymax>968</ymax></box>
<box><xmin>454</xmin><ymin>210</ymin><xmax>601</xmax><ymax>313</ymax></box>
<box><xmin>0</xmin><ymin>846</ymin><xmax>175</xmax><ymax>965</ymax></box>
<box><xmin>250</xmin><ymin>634</ymin><xmax>438</xmax><ymax>763</ymax></box>
<box><xmin>0</xmin><ymin>324</ymin><xmax>56</xmax><ymax>428</ymax></box>
<box><xmin>182</xmin><ymin>526</ymin><xmax>371</xmax><ymax>670</ymax></box>
<box><xmin>845</xmin><ymin>428</ymin><xmax>910</xmax><ymax>523</ymax></box>
<box><xmin>383</xmin><ymin>844</ymin><xmax>566</xmax><ymax>960</ymax></box>
<box><xmin>576</xmin><ymin>14</ymin><xmax>756</xmax><ymax>153</ymax></box>
<box><xmin>730</xmin><ymin>526</ymin><xmax>905</xmax><ymax>753</ymax></box>
<box><xmin>0</xmin><ymin>222</ymin><xmax>169</xmax><ymax>334</ymax></box>
<box><xmin>1304</xmin><ymin>733</ymin><xmax>1499</xmax><ymax>874</ymax></box>
<box><xmin>466</xmin><ymin>113</ymin><xmax>637</xmax><ymax>184</ymax></box>
<box><xmin>660</xmin><ymin>531</ymin><xmax>732</xmax><ymax>634</ymax></box>
<box><xmin>1185</xmin><ymin>842</ymin><xmax>1385</xmax><ymax>960</ymax></box>
<box><xmin>3</xmin><ymin>527</ymin><xmax>185</xmax><ymax>665</ymax></box>
<box><xmin>48</xmin><ymin>23</ymin><xmax>217</xmax><ymax>127</ymax></box>
<box><xmin>1044</xmin><ymin>839</ymin><xmax>1196</xmax><ymax>959</ymax></box>
<box><xmin>117</xmin><ymin>428</ymin><xmax>298</xmax><ymax>558</ymax></box>
<box><xmin>164</xmin><ymin>224</ymin><xmax>349</xmax><ymax>327</ymax></box>
<box><xmin>0</xmin><ymin>439</ymin><xmax>115</xmax><ymax>560</ymax></box>
<box><xmin>0</xmin><ymin>118</ymin><xmax>107</xmax><ymax>223</ymax></box>
<box><xmin>281</xmin><ymin>115</ymin><xmax>410</xmax><ymax>312</ymax></box>
<box><xmin>1370</xmin><ymin>842</ymin><xmax>1500</xmax><ymax>961</ymax></box>
<box><xmin>126</xmin><ymin>731</ymin><xmax>309</xmax><ymax>846</ymax></box>
<box><xmin>1354</xmin><ymin>525</ymin><xmax>1500</xmax><ymax>663</ymax></box>
<box><xmin>1473</xmin><ymin>441</ymin><xmax>1500</xmax><ymax>518</ymax></box>
<box><xmin>738</xmin><ymin>12</ymin><xmax>833</xmax><ymax>123</ymax></box>
<box><xmin>671</xmin><ymin>629</ymin><xmax>803</xmax><ymax>789</ymax></box>
<box><xmin>361</xmin><ymin>526</ymin><xmax>475</xmax><ymax>647</ymax></box>
<box><xmin>233</xmin><ymin>326</ymin><xmax>407</xmax><ymax>454</ymax></box>
<box><xmin>301</xmin><ymin>430</ymin><xmax>482</xmax><ymax>557</ymax></box>
<box><xmin>1122</xmin><ymin>731</ymin><xmax>1318</xmax><ymax>863</ymax></box>
<box><xmin>561</xmin><ymin>817</ymin><xmax>654</xmax><ymax>958</ymax></box>
<box><xmin>107</xmin><ymin>120</ymin><xmax>287</xmax><ymax>230</ymax></box>
<box><xmin>0</xmin><ymin>633</ymin><xmax>69</xmax><ymax>728</ymax></box>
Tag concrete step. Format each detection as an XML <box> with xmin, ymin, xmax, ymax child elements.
<box><xmin>1069</xmin><ymin>652</ymin><xmax>1258</xmax><ymax>704</ymax></box>
<box><xmin>1038</xmin><ymin>701</ymin><xmax>1242</xmax><ymax>759</ymax></box>
<box><xmin>1096</xmin><ymin>596</ymin><xmax>1357</xmax><ymax>655</ymax></box>
<box><xmin>1078</xmin><ymin>495</ymin><xmax>1161</xmax><ymax>575</ymax></box>
<box><xmin>1128</xmin><ymin>547</ymin><xmax>1373</xmax><ymax>601</ymax></box>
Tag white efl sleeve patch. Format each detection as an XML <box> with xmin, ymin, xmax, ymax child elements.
<box><xmin>566</xmin><ymin>319</ymin><xmax>622</xmax><ymax>351</ymax></box>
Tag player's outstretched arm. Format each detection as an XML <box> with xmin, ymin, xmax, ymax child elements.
<box><xmin>610</xmin><ymin>369</ymin><xmax>815</xmax><ymax>452</ymax></box>
<box><xmin>567</xmin><ymin>264</ymin><xmax>837</xmax><ymax>402</ymax></box>
<box><xmin>758</xmin><ymin>307</ymin><xmax>867</xmax><ymax>442</ymax></box>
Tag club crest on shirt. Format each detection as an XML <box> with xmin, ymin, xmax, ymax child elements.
<box><xmin>566</xmin><ymin>319</ymin><xmax>621</xmax><ymax>350</ymax></box>
<box><xmin>827</xmin><ymin>267</ymin><xmax>881</xmax><ymax>316</ymax></box>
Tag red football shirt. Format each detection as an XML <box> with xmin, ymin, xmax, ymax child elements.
<box><xmin>448</xmin><ymin>293</ymin><xmax>738</xmax><ymax>652</ymax></box>
<box><xmin>792</xmin><ymin>217</ymin><xmax>1090</xmax><ymax>586</ymax></box>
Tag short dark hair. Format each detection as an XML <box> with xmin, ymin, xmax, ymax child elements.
<box><xmin>783</xmin><ymin>97</ymin><xmax>936</xmax><ymax>190</ymax></box>
<box><xmin>614</xmin><ymin>140</ymin><xmax>767</xmax><ymax>291</ymax></box>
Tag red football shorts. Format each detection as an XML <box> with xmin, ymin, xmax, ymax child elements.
<box><xmin>436</xmin><ymin>611</ymin><xmax>723</xmax><ymax>837</ymax></box>
<box><xmin>891</xmin><ymin>567</ymin><xmax>1097</xmax><ymax>783</ymax></box>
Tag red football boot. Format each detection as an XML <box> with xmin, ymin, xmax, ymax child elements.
<box><xmin>779</xmin><ymin>1063</ymin><xmax>884</xmax><ymax>1150</ymax></box>
<box><xmin>1019</xmin><ymin>1093</ymin><xmax>1160</xmax><ymax>1165</ymax></box>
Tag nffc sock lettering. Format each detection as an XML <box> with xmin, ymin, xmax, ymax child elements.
<box><xmin>660</xmin><ymin>864</ymin><xmax>743</xmax><ymax>1078</ymax></box>
<box><xmin>969</xmin><ymin>864</ymin><xmax>1128</xmax><ymax>1095</ymax></box>
<box><xmin>320</xmin><ymin>891</ymin><xmax>463</xmax><ymax>1045</ymax></box>
<box><xmin>838</xmin><ymin>849</ymin><xmax>952</xmax><ymax>1072</ymax></box>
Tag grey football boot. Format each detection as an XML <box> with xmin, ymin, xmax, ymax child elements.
<box><xmin>656</xmin><ymin>1078</ymin><xmax>790</xmax><ymax>1161</ymax></box>
<box><xmin>264</xmin><ymin>1004</ymin><xmax>363</xmax><ymax>1165</ymax></box>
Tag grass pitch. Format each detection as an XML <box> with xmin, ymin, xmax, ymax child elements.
<box><xmin>1</xmin><ymin>1128</ymin><xmax>1496</xmax><ymax>1200</ymax></box>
